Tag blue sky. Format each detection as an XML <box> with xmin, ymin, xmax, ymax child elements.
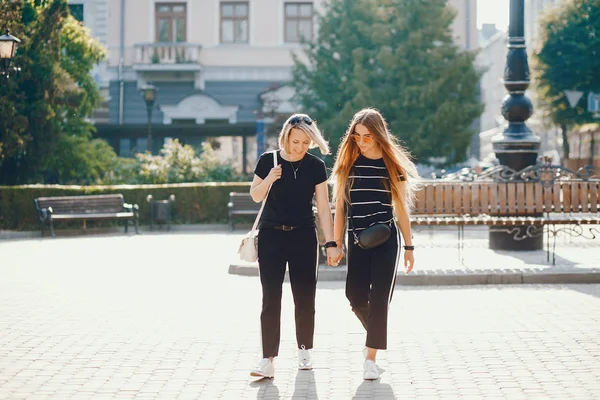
<box><xmin>478</xmin><ymin>0</ymin><xmax>509</xmax><ymax>31</ymax></box>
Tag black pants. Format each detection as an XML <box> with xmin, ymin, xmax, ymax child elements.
<box><xmin>346</xmin><ymin>224</ymin><xmax>401</xmax><ymax>350</ymax></box>
<box><xmin>257</xmin><ymin>227</ymin><xmax>319</xmax><ymax>358</ymax></box>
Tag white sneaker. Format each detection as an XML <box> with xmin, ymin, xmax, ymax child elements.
<box><xmin>298</xmin><ymin>345</ymin><xmax>313</xmax><ymax>370</ymax></box>
<box><xmin>363</xmin><ymin>359</ymin><xmax>380</xmax><ymax>380</ymax></box>
<box><xmin>250</xmin><ymin>358</ymin><xmax>274</xmax><ymax>378</ymax></box>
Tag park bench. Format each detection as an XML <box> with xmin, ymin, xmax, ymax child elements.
<box><xmin>34</xmin><ymin>194</ymin><xmax>139</xmax><ymax>238</ymax></box>
<box><xmin>228</xmin><ymin>192</ymin><xmax>262</xmax><ymax>231</ymax></box>
<box><xmin>412</xmin><ymin>163</ymin><xmax>600</xmax><ymax>264</ymax></box>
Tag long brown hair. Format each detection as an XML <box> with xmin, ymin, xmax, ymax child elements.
<box><xmin>332</xmin><ymin>108</ymin><xmax>420</xmax><ymax>217</ymax></box>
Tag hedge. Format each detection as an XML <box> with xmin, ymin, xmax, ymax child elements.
<box><xmin>0</xmin><ymin>182</ymin><xmax>252</xmax><ymax>231</ymax></box>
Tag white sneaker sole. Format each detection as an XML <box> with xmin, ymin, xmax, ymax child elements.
<box><xmin>250</xmin><ymin>371</ymin><xmax>274</xmax><ymax>378</ymax></box>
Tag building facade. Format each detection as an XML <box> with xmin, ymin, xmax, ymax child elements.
<box><xmin>93</xmin><ymin>0</ymin><xmax>478</xmax><ymax>173</ymax></box>
<box><xmin>477</xmin><ymin>28</ymin><xmax>508</xmax><ymax>162</ymax></box>
<box><xmin>525</xmin><ymin>0</ymin><xmax>563</xmax><ymax>52</ymax></box>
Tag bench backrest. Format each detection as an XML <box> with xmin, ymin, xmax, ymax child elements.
<box><xmin>414</xmin><ymin>180</ymin><xmax>600</xmax><ymax>216</ymax></box>
<box><xmin>229</xmin><ymin>192</ymin><xmax>262</xmax><ymax>211</ymax></box>
<box><xmin>35</xmin><ymin>194</ymin><xmax>125</xmax><ymax>214</ymax></box>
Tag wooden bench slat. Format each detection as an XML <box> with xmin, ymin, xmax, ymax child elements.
<box><xmin>553</xmin><ymin>183</ymin><xmax>562</xmax><ymax>212</ymax></box>
<box><xmin>507</xmin><ymin>183</ymin><xmax>517</xmax><ymax>215</ymax></box>
<box><xmin>580</xmin><ymin>182</ymin><xmax>589</xmax><ymax>212</ymax></box>
<box><xmin>462</xmin><ymin>184</ymin><xmax>471</xmax><ymax>215</ymax></box>
<box><xmin>590</xmin><ymin>182</ymin><xmax>598</xmax><ymax>213</ymax></box>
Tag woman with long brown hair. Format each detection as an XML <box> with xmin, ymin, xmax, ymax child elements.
<box><xmin>331</xmin><ymin>108</ymin><xmax>419</xmax><ymax>380</ymax></box>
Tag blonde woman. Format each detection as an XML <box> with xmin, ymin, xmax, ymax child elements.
<box><xmin>331</xmin><ymin>108</ymin><xmax>419</xmax><ymax>380</ymax></box>
<box><xmin>249</xmin><ymin>114</ymin><xmax>342</xmax><ymax>378</ymax></box>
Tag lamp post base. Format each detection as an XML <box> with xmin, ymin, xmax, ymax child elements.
<box><xmin>489</xmin><ymin>226</ymin><xmax>543</xmax><ymax>251</ymax></box>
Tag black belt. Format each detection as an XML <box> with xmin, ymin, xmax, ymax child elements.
<box><xmin>272</xmin><ymin>225</ymin><xmax>297</xmax><ymax>231</ymax></box>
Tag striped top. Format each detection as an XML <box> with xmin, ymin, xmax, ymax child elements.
<box><xmin>347</xmin><ymin>155</ymin><xmax>404</xmax><ymax>232</ymax></box>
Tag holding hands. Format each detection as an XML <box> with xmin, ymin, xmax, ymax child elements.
<box><xmin>326</xmin><ymin>246</ymin><xmax>343</xmax><ymax>267</ymax></box>
<box><xmin>327</xmin><ymin>245</ymin><xmax>344</xmax><ymax>267</ymax></box>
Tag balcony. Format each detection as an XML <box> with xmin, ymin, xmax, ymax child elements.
<box><xmin>133</xmin><ymin>42</ymin><xmax>202</xmax><ymax>72</ymax></box>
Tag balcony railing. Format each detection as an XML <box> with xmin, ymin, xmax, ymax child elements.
<box><xmin>134</xmin><ymin>42</ymin><xmax>202</xmax><ymax>65</ymax></box>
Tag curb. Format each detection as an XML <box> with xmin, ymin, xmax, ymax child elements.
<box><xmin>228</xmin><ymin>263</ymin><xmax>600</xmax><ymax>285</ymax></box>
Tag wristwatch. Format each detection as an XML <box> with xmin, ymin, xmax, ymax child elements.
<box><xmin>325</xmin><ymin>241</ymin><xmax>338</xmax><ymax>248</ymax></box>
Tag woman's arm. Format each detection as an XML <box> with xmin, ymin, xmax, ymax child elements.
<box><xmin>396</xmin><ymin>207</ymin><xmax>412</xmax><ymax>247</ymax></box>
<box><xmin>333</xmin><ymin>194</ymin><xmax>346</xmax><ymax>248</ymax></box>
<box><xmin>249</xmin><ymin>175</ymin><xmax>269</xmax><ymax>203</ymax></box>
<box><xmin>315</xmin><ymin>182</ymin><xmax>335</xmax><ymax>242</ymax></box>
<box><xmin>396</xmin><ymin>182</ymin><xmax>414</xmax><ymax>273</ymax></box>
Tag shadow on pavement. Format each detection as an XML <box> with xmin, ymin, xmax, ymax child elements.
<box><xmin>249</xmin><ymin>377</ymin><xmax>280</xmax><ymax>399</ymax></box>
<box><xmin>352</xmin><ymin>380</ymin><xmax>395</xmax><ymax>399</ymax></box>
<box><xmin>291</xmin><ymin>370</ymin><xmax>319</xmax><ymax>399</ymax></box>
<box><xmin>564</xmin><ymin>283</ymin><xmax>600</xmax><ymax>300</ymax></box>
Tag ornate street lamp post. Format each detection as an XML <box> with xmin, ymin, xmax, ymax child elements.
<box><xmin>0</xmin><ymin>29</ymin><xmax>21</xmax><ymax>76</ymax></box>
<box><xmin>140</xmin><ymin>84</ymin><xmax>158</xmax><ymax>154</ymax></box>
<box><xmin>490</xmin><ymin>0</ymin><xmax>542</xmax><ymax>250</ymax></box>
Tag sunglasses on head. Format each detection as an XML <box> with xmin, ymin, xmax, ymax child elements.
<box><xmin>290</xmin><ymin>115</ymin><xmax>313</xmax><ymax>126</ymax></box>
<box><xmin>351</xmin><ymin>134</ymin><xmax>374</xmax><ymax>144</ymax></box>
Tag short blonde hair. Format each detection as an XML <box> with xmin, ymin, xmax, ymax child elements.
<box><xmin>278</xmin><ymin>114</ymin><xmax>330</xmax><ymax>155</ymax></box>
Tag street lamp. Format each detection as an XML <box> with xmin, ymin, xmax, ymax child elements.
<box><xmin>490</xmin><ymin>0</ymin><xmax>542</xmax><ymax>251</ymax></box>
<box><xmin>140</xmin><ymin>84</ymin><xmax>158</xmax><ymax>153</ymax></box>
<box><xmin>0</xmin><ymin>29</ymin><xmax>21</xmax><ymax>76</ymax></box>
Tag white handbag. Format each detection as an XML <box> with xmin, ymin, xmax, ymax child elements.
<box><xmin>238</xmin><ymin>151</ymin><xmax>278</xmax><ymax>263</ymax></box>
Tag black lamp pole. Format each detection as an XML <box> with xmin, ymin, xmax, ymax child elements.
<box><xmin>490</xmin><ymin>0</ymin><xmax>542</xmax><ymax>250</ymax></box>
<box><xmin>141</xmin><ymin>84</ymin><xmax>158</xmax><ymax>153</ymax></box>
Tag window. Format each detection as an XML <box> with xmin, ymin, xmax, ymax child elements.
<box><xmin>285</xmin><ymin>3</ymin><xmax>313</xmax><ymax>43</ymax></box>
<box><xmin>155</xmin><ymin>3</ymin><xmax>187</xmax><ymax>42</ymax></box>
<box><xmin>119</xmin><ymin>139</ymin><xmax>131</xmax><ymax>157</ymax></box>
<box><xmin>136</xmin><ymin>138</ymin><xmax>148</xmax><ymax>153</ymax></box>
<box><xmin>68</xmin><ymin>4</ymin><xmax>84</xmax><ymax>23</ymax></box>
<box><xmin>220</xmin><ymin>2</ymin><xmax>249</xmax><ymax>43</ymax></box>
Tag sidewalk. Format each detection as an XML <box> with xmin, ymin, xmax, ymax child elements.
<box><xmin>1</xmin><ymin>234</ymin><xmax>599</xmax><ymax>399</ymax></box>
<box><xmin>229</xmin><ymin>226</ymin><xmax>600</xmax><ymax>285</ymax></box>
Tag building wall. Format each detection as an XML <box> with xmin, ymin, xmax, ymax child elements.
<box><xmin>477</xmin><ymin>32</ymin><xmax>508</xmax><ymax>134</ymax></box>
<box><xmin>100</xmin><ymin>0</ymin><xmax>480</xmax><ymax>169</ymax></box>
<box><xmin>108</xmin><ymin>81</ymin><xmax>278</xmax><ymax>124</ymax></box>
<box><xmin>448</xmin><ymin>0</ymin><xmax>479</xmax><ymax>50</ymax></box>
<box><xmin>525</xmin><ymin>0</ymin><xmax>563</xmax><ymax>52</ymax></box>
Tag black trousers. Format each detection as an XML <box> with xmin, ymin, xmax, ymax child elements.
<box><xmin>345</xmin><ymin>224</ymin><xmax>401</xmax><ymax>350</ymax></box>
<box><xmin>257</xmin><ymin>227</ymin><xmax>319</xmax><ymax>358</ymax></box>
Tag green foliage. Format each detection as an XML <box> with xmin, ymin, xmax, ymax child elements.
<box><xmin>292</xmin><ymin>0</ymin><xmax>483</xmax><ymax>166</ymax></box>
<box><xmin>45</xmin><ymin>136</ymin><xmax>119</xmax><ymax>184</ymax></box>
<box><xmin>0</xmin><ymin>0</ymin><xmax>107</xmax><ymax>184</ymax></box>
<box><xmin>100</xmin><ymin>139</ymin><xmax>243</xmax><ymax>185</ymax></box>
<box><xmin>533</xmin><ymin>0</ymin><xmax>600</xmax><ymax>149</ymax></box>
<box><xmin>0</xmin><ymin>182</ymin><xmax>251</xmax><ymax>231</ymax></box>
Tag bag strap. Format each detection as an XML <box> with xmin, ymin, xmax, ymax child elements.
<box><xmin>250</xmin><ymin>150</ymin><xmax>278</xmax><ymax>231</ymax></box>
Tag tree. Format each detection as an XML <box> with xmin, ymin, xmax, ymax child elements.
<box><xmin>533</xmin><ymin>0</ymin><xmax>600</xmax><ymax>160</ymax></box>
<box><xmin>292</xmin><ymin>0</ymin><xmax>483</xmax><ymax>166</ymax></box>
<box><xmin>0</xmin><ymin>0</ymin><xmax>109</xmax><ymax>184</ymax></box>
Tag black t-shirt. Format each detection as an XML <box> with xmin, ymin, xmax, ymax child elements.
<box><xmin>254</xmin><ymin>150</ymin><xmax>328</xmax><ymax>229</ymax></box>
<box><xmin>348</xmin><ymin>155</ymin><xmax>405</xmax><ymax>232</ymax></box>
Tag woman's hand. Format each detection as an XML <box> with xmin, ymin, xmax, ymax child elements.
<box><xmin>404</xmin><ymin>250</ymin><xmax>414</xmax><ymax>274</ymax></box>
<box><xmin>265</xmin><ymin>164</ymin><xmax>282</xmax><ymax>183</ymax></box>
<box><xmin>326</xmin><ymin>247</ymin><xmax>343</xmax><ymax>267</ymax></box>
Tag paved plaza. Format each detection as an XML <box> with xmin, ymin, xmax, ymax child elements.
<box><xmin>1</xmin><ymin>232</ymin><xmax>600</xmax><ymax>399</ymax></box>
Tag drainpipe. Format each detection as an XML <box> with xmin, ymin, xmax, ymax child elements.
<box><xmin>465</xmin><ymin>0</ymin><xmax>471</xmax><ymax>50</ymax></box>
<box><xmin>118</xmin><ymin>0</ymin><xmax>125</xmax><ymax>125</ymax></box>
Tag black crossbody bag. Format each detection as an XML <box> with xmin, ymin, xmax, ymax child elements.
<box><xmin>347</xmin><ymin>202</ymin><xmax>392</xmax><ymax>250</ymax></box>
